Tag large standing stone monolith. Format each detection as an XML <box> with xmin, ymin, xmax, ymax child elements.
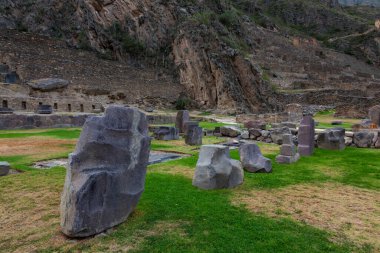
<box><xmin>369</xmin><ymin>105</ymin><xmax>380</xmax><ymax>126</ymax></box>
<box><xmin>185</xmin><ymin>122</ymin><xmax>203</xmax><ymax>146</ymax></box>
<box><xmin>276</xmin><ymin>134</ymin><xmax>300</xmax><ymax>164</ymax></box>
<box><xmin>298</xmin><ymin>115</ymin><xmax>315</xmax><ymax>156</ymax></box>
<box><xmin>239</xmin><ymin>143</ymin><xmax>272</xmax><ymax>173</ymax></box>
<box><xmin>317</xmin><ymin>128</ymin><xmax>345</xmax><ymax>150</ymax></box>
<box><xmin>60</xmin><ymin>105</ymin><xmax>151</xmax><ymax>238</ymax></box>
<box><xmin>176</xmin><ymin>110</ymin><xmax>190</xmax><ymax>133</ymax></box>
<box><xmin>193</xmin><ymin>145</ymin><xmax>243</xmax><ymax>190</ymax></box>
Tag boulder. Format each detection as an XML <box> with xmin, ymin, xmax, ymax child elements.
<box><xmin>239</xmin><ymin>143</ymin><xmax>272</xmax><ymax>173</ymax></box>
<box><xmin>244</xmin><ymin>121</ymin><xmax>266</xmax><ymax>130</ymax></box>
<box><xmin>249</xmin><ymin>129</ymin><xmax>262</xmax><ymax>138</ymax></box>
<box><xmin>298</xmin><ymin>115</ymin><xmax>315</xmax><ymax>156</ymax></box>
<box><xmin>353</xmin><ymin>131</ymin><xmax>375</xmax><ymax>148</ymax></box>
<box><xmin>276</xmin><ymin>134</ymin><xmax>300</xmax><ymax>164</ymax></box>
<box><xmin>192</xmin><ymin>145</ymin><xmax>243</xmax><ymax>190</ymax></box>
<box><xmin>153</xmin><ymin>126</ymin><xmax>179</xmax><ymax>141</ymax></box>
<box><xmin>369</xmin><ymin>105</ymin><xmax>380</xmax><ymax>126</ymax></box>
<box><xmin>220</xmin><ymin>126</ymin><xmax>242</xmax><ymax>137</ymax></box>
<box><xmin>36</xmin><ymin>104</ymin><xmax>53</xmax><ymax>114</ymax></box>
<box><xmin>175</xmin><ymin>110</ymin><xmax>190</xmax><ymax>133</ymax></box>
<box><xmin>270</xmin><ymin>127</ymin><xmax>291</xmax><ymax>145</ymax></box>
<box><xmin>317</xmin><ymin>128</ymin><xmax>345</xmax><ymax>150</ymax></box>
<box><xmin>185</xmin><ymin>124</ymin><xmax>202</xmax><ymax>146</ymax></box>
<box><xmin>28</xmin><ymin>78</ymin><xmax>69</xmax><ymax>91</ymax></box>
<box><xmin>60</xmin><ymin>106</ymin><xmax>151</xmax><ymax>237</ymax></box>
<box><xmin>0</xmin><ymin>161</ymin><xmax>10</xmax><ymax>176</ymax></box>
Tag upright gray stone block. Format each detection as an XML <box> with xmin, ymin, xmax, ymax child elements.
<box><xmin>60</xmin><ymin>105</ymin><xmax>151</xmax><ymax>238</ymax></box>
<box><xmin>185</xmin><ymin>123</ymin><xmax>203</xmax><ymax>146</ymax></box>
<box><xmin>298</xmin><ymin>115</ymin><xmax>315</xmax><ymax>156</ymax></box>
<box><xmin>175</xmin><ymin>110</ymin><xmax>190</xmax><ymax>133</ymax></box>
<box><xmin>153</xmin><ymin>126</ymin><xmax>179</xmax><ymax>141</ymax></box>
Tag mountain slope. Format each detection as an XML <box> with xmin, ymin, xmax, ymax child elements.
<box><xmin>0</xmin><ymin>0</ymin><xmax>379</xmax><ymax>115</ymax></box>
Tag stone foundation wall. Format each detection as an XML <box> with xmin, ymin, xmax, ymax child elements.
<box><xmin>0</xmin><ymin>96</ymin><xmax>102</xmax><ymax>113</ymax></box>
<box><xmin>0</xmin><ymin>113</ymin><xmax>176</xmax><ymax>130</ymax></box>
<box><xmin>236</xmin><ymin>112</ymin><xmax>289</xmax><ymax>124</ymax></box>
<box><xmin>0</xmin><ymin>114</ymin><xmax>91</xmax><ymax>130</ymax></box>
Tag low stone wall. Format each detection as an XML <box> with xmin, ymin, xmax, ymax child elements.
<box><xmin>146</xmin><ymin>114</ymin><xmax>176</xmax><ymax>125</ymax></box>
<box><xmin>0</xmin><ymin>114</ymin><xmax>92</xmax><ymax>130</ymax></box>
<box><xmin>0</xmin><ymin>113</ymin><xmax>177</xmax><ymax>130</ymax></box>
<box><xmin>236</xmin><ymin>113</ymin><xmax>289</xmax><ymax>124</ymax></box>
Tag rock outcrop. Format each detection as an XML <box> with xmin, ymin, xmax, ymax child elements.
<box><xmin>28</xmin><ymin>78</ymin><xmax>69</xmax><ymax>91</ymax></box>
<box><xmin>60</xmin><ymin>105</ymin><xmax>151</xmax><ymax>237</ymax></box>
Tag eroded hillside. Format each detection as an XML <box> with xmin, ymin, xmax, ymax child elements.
<box><xmin>0</xmin><ymin>0</ymin><xmax>379</xmax><ymax>115</ymax></box>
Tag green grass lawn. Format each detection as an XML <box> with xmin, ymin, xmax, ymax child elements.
<box><xmin>0</xmin><ymin>128</ymin><xmax>379</xmax><ymax>253</ymax></box>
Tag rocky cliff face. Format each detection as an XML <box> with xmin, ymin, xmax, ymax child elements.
<box><xmin>0</xmin><ymin>0</ymin><xmax>379</xmax><ymax>115</ymax></box>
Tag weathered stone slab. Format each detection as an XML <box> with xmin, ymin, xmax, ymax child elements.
<box><xmin>317</xmin><ymin>128</ymin><xmax>345</xmax><ymax>150</ymax></box>
<box><xmin>153</xmin><ymin>126</ymin><xmax>179</xmax><ymax>141</ymax></box>
<box><xmin>0</xmin><ymin>161</ymin><xmax>10</xmax><ymax>176</ymax></box>
<box><xmin>175</xmin><ymin>110</ymin><xmax>190</xmax><ymax>133</ymax></box>
<box><xmin>28</xmin><ymin>78</ymin><xmax>69</xmax><ymax>91</ymax></box>
<box><xmin>184</xmin><ymin>121</ymin><xmax>199</xmax><ymax>136</ymax></box>
<box><xmin>239</xmin><ymin>143</ymin><xmax>272</xmax><ymax>173</ymax></box>
<box><xmin>185</xmin><ymin>123</ymin><xmax>202</xmax><ymax>146</ymax></box>
<box><xmin>298</xmin><ymin>115</ymin><xmax>315</xmax><ymax>156</ymax></box>
<box><xmin>192</xmin><ymin>145</ymin><xmax>243</xmax><ymax>190</ymax></box>
<box><xmin>60</xmin><ymin>105</ymin><xmax>151</xmax><ymax>237</ymax></box>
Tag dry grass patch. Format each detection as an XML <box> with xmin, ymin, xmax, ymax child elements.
<box><xmin>0</xmin><ymin>136</ymin><xmax>76</xmax><ymax>160</ymax></box>
<box><xmin>234</xmin><ymin>183</ymin><xmax>380</xmax><ymax>250</ymax></box>
<box><xmin>149</xmin><ymin>165</ymin><xmax>195</xmax><ymax>179</ymax></box>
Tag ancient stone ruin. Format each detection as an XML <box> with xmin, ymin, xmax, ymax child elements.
<box><xmin>193</xmin><ymin>145</ymin><xmax>243</xmax><ymax>190</ymax></box>
<box><xmin>60</xmin><ymin>105</ymin><xmax>151</xmax><ymax>237</ymax></box>
<box><xmin>353</xmin><ymin>131</ymin><xmax>375</xmax><ymax>148</ymax></box>
<box><xmin>0</xmin><ymin>161</ymin><xmax>10</xmax><ymax>176</ymax></box>
<box><xmin>175</xmin><ymin>110</ymin><xmax>190</xmax><ymax>133</ymax></box>
<box><xmin>298</xmin><ymin>115</ymin><xmax>315</xmax><ymax>156</ymax></box>
<box><xmin>153</xmin><ymin>126</ymin><xmax>179</xmax><ymax>141</ymax></box>
<box><xmin>185</xmin><ymin>122</ymin><xmax>202</xmax><ymax>146</ymax></box>
<box><xmin>276</xmin><ymin>134</ymin><xmax>300</xmax><ymax>164</ymax></box>
<box><xmin>317</xmin><ymin>128</ymin><xmax>345</xmax><ymax>151</ymax></box>
<box><xmin>239</xmin><ymin>143</ymin><xmax>272</xmax><ymax>173</ymax></box>
<box><xmin>36</xmin><ymin>104</ymin><xmax>53</xmax><ymax>114</ymax></box>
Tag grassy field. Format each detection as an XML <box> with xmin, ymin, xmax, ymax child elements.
<box><xmin>0</xmin><ymin>128</ymin><xmax>379</xmax><ymax>253</ymax></box>
<box><xmin>314</xmin><ymin>110</ymin><xmax>361</xmax><ymax>130</ymax></box>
